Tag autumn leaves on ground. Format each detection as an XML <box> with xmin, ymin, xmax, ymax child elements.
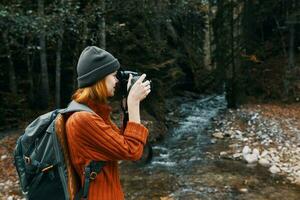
<box><xmin>0</xmin><ymin>134</ymin><xmax>23</xmax><ymax>200</ymax></box>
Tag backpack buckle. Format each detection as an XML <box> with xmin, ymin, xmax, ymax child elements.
<box><xmin>24</xmin><ymin>156</ymin><xmax>31</xmax><ymax>165</ymax></box>
<box><xmin>90</xmin><ymin>172</ymin><xmax>97</xmax><ymax>180</ymax></box>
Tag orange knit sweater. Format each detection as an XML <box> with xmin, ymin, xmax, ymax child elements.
<box><xmin>65</xmin><ymin>100</ymin><xmax>148</xmax><ymax>200</ymax></box>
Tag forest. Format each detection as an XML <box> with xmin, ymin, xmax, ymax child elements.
<box><xmin>1</xmin><ymin>0</ymin><xmax>300</xmax><ymax>129</ymax></box>
<box><xmin>1</xmin><ymin>0</ymin><xmax>300</xmax><ymax>199</ymax></box>
<box><xmin>0</xmin><ymin>0</ymin><xmax>299</xmax><ymax>127</ymax></box>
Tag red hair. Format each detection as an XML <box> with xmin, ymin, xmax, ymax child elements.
<box><xmin>72</xmin><ymin>79</ymin><xmax>108</xmax><ymax>104</ymax></box>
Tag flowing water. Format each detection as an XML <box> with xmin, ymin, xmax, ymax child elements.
<box><xmin>120</xmin><ymin>94</ymin><xmax>300</xmax><ymax>200</ymax></box>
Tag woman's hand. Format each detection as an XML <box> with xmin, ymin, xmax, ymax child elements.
<box><xmin>127</xmin><ymin>73</ymin><xmax>151</xmax><ymax>123</ymax></box>
<box><xmin>127</xmin><ymin>74</ymin><xmax>151</xmax><ymax>106</ymax></box>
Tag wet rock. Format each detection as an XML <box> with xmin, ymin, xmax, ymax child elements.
<box><xmin>229</xmin><ymin>143</ymin><xmax>240</xmax><ymax>149</ymax></box>
<box><xmin>293</xmin><ymin>164</ymin><xmax>300</xmax><ymax>171</ymax></box>
<box><xmin>243</xmin><ymin>153</ymin><xmax>258</xmax><ymax>164</ymax></box>
<box><xmin>213</xmin><ymin>132</ymin><xmax>224</xmax><ymax>139</ymax></box>
<box><xmin>261</xmin><ymin>134</ymin><xmax>268</xmax><ymax>140</ymax></box>
<box><xmin>294</xmin><ymin>177</ymin><xmax>300</xmax><ymax>185</ymax></box>
<box><xmin>220</xmin><ymin>151</ymin><xmax>227</xmax><ymax>156</ymax></box>
<box><xmin>252</xmin><ymin>142</ymin><xmax>259</xmax><ymax>146</ymax></box>
<box><xmin>210</xmin><ymin>139</ymin><xmax>217</xmax><ymax>144</ymax></box>
<box><xmin>271</xmin><ymin>155</ymin><xmax>280</xmax><ymax>163</ymax></box>
<box><xmin>242</xmin><ymin>146</ymin><xmax>251</xmax><ymax>155</ymax></box>
<box><xmin>1</xmin><ymin>155</ymin><xmax>8</xmax><ymax>160</ymax></box>
<box><xmin>239</xmin><ymin>188</ymin><xmax>248</xmax><ymax>193</ymax></box>
<box><xmin>256</xmin><ymin>131</ymin><xmax>262</xmax><ymax>136</ymax></box>
<box><xmin>281</xmin><ymin>167</ymin><xmax>292</xmax><ymax>173</ymax></box>
<box><xmin>260</xmin><ymin>150</ymin><xmax>269</xmax><ymax>158</ymax></box>
<box><xmin>207</xmin><ymin>188</ymin><xmax>215</xmax><ymax>193</ymax></box>
<box><xmin>233</xmin><ymin>153</ymin><xmax>242</xmax><ymax>159</ymax></box>
<box><xmin>252</xmin><ymin>148</ymin><xmax>260</xmax><ymax>157</ymax></box>
<box><xmin>269</xmin><ymin>165</ymin><xmax>281</xmax><ymax>174</ymax></box>
<box><xmin>251</xmin><ymin>113</ymin><xmax>259</xmax><ymax>120</ymax></box>
<box><xmin>258</xmin><ymin>158</ymin><xmax>271</xmax><ymax>167</ymax></box>
<box><xmin>5</xmin><ymin>180</ymin><xmax>12</xmax><ymax>186</ymax></box>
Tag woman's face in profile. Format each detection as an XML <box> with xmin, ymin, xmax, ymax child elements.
<box><xmin>105</xmin><ymin>71</ymin><xmax>119</xmax><ymax>97</ymax></box>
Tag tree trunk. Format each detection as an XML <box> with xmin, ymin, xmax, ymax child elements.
<box><xmin>226</xmin><ymin>0</ymin><xmax>240</xmax><ymax>109</ymax></box>
<box><xmin>73</xmin><ymin>46</ymin><xmax>79</xmax><ymax>91</ymax></box>
<box><xmin>153</xmin><ymin>0</ymin><xmax>161</xmax><ymax>41</ymax></box>
<box><xmin>288</xmin><ymin>23</ymin><xmax>295</xmax><ymax>69</ymax></box>
<box><xmin>26</xmin><ymin>47</ymin><xmax>34</xmax><ymax>106</ymax></box>
<box><xmin>208</xmin><ymin>2</ymin><xmax>216</xmax><ymax>70</ymax></box>
<box><xmin>274</xmin><ymin>17</ymin><xmax>287</xmax><ymax>58</ymax></box>
<box><xmin>38</xmin><ymin>0</ymin><xmax>49</xmax><ymax>108</ymax></box>
<box><xmin>166</xmin><ymin>20</ymin><xmax>178</xmax><ymax>43</ymax></box>
<box><xmin>204</xmin><ymin>10</ymin><xmax>212</xmax><ymax>70</ymax></box>
<box><xmin>55</xmin><ymin>0</ymin><xmax>65</xmax><ymax>108</ymax></box>
<box><xmin>2</xmin><ymin>31</ymin><xmax>17</xmax><ymax>95</ymax></box>
<box><xmin>56</xmin><ymin>34</ymin><xmax>63</xmax><ymax>108</ymax></box>
<box><xmin>100</xmin><ymin>0</ymin><xmax>106</xmax><ymax>49</ymax></box>
<box><xmin>214</xmin><ymin>0</ymin><xmax>227</xmax><ymax>94</ymax></box>
<box><xmin>74</xmin><ymin>20</ymin><xmax>88</xmax><ymax>90</ymax></box>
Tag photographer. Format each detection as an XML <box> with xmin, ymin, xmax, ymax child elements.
<box><xmin>65</xmin><ymin>46</ymin><xmax>151</xmax><ymax>200</ymax></box>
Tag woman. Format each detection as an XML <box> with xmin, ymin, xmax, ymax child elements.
<box><xmin>66</xmin><ymin>46</ymin><xmax>151</xmax><ymax>199</ymax></box>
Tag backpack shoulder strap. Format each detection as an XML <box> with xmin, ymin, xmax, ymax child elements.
<box><xmin>81</xmin><ymin>160</ymin><xmax>106</xmax><ymax>199</ymax></box>
<box><xmin>59</xmin><ymin>100</ymin><xmax>94</xmax><ymax>114</ymax></box>
<box><xmin>58</xmin><ymin>100</ymin><xmax>106</xmax><ymax>200</ymax></box>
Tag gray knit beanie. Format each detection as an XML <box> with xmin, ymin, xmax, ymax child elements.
<box><xmin>77</xmin><ymin>46</ymin><xmax>120</xmax><ymax>88</ymax></box>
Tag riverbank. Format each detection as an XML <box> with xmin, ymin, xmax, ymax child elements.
<box><xmin>1</xmin><ymin>100</ymin><xmax>300</xmax><ymax>199</ymax></box>
<box><xmin>210</xmin><ymin>103</ymin><xmax>300</xmax><ymax>186</ymax></box>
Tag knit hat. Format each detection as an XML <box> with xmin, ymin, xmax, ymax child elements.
<box><xmin>77</xmin><ymin>46</ymin><xmax>120</xmax><ymax>88</ymax></box>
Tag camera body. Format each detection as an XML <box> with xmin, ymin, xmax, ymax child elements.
<box><xmin>117</xmin><ymin>68</ymin><xmax>150</xmax><ymax>97</ymax></box>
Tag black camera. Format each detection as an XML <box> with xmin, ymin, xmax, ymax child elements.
<box><xmin>116</xmin><ymin>68</ymin><xmax>151</xmax><ymax>97</ymax></box>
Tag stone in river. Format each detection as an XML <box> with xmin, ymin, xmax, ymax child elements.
<box><xmin>269</xmin><ymin>165</ymin><xmax>281</xmax><ymax>174</ymax></box>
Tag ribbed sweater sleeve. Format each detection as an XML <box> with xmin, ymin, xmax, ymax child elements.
<box><xmin>66</xmin><ymin>111</ymin><xmax>148</xmax><ymax>162</ymax></box>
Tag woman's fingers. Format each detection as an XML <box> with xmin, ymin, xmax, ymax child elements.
<box><xmin>141</xmin><ymin>77</ymin><xmax>151</xmax><ymax>98</ymax></box>
<box><xmin>142</xmin><ymin>80</ymin><xmax>151</xmax><ymax>91</ymax></box>
<box><xmin>142</xmin><ymin>87</ymin><xmax>151</xmax><ymax>99</ymax></box>
<box><xmin>142</xmin><ymin>80</ymin><xmax>151</xmax><ymax>86</ymax></box>
<box><xmin>136</xmin><ymin>74</ymin><xmax>146</xmax><ymax>84</ymax></box>
<box><xmin>128</xmin><ymin>73</ymin><xmax>151</xmax><ymax>102</ymax></box>
<box><xmin>144</xmin><ymin>85</ymin><xmax>151</xmax><ymax>91</ymax></box>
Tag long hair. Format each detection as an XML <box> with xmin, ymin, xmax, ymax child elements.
<box><xmin>72</xmin><ymin>79</ymin><xmax>108</xmax><ymax>104</ymax></box>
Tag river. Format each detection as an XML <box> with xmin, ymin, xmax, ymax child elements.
<box><xmin>120</xmin><ymin>94</ymin><xmax>300</xmax><ymax>200</ymax></box>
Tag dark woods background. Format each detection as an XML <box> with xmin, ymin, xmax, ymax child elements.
<box><xmin>0</xmin><ymin>0</ymin><xmax>300</xmax><ymax>130</ymax></box>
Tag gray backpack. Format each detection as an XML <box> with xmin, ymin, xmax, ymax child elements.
<box><xmin>13</xmin><ymin>101</ymin><xmax>105</xmax><ymax>200</ymax></box>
